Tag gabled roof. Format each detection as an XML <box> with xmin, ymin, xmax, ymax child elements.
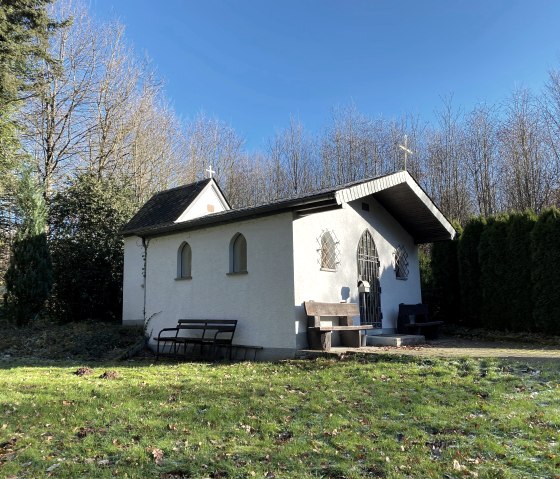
<box><xmin>121</xmin><ymin>171</ymin><xmax>456</xmax><ymax>244</ymax></box>
<box><xmin>334</xmin><ymin>171</ymin><xmax>456</xmax><ymax>243</ymax></box>
<box><xmin>122</xmin><ymin>179</ymin><xmax>213</xmax><ymax>233</ymax></box>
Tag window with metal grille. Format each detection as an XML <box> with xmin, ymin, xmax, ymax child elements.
<box><xmin>177</xmin><ymin>242</ymin><xmax>192</xmax><ymax>279</ymax></box>
<box><xmin>229</xmin><ymin>233</ymin><xmax>247</xmax><ymax>273</ymax></box>
<box><xmin>394</xmin><ymin>245</ymin><xmax>409</xmax><ymax>280</ymax></box>
<box><xmin>318</xmin><ymin>230</ymin><xmax>339</xmax><ymax>271</ymax></box>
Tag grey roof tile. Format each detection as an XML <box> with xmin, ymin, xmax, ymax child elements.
<box><xmin>122</xmin><ymin>178</ymin><xmax>211</xmax><ymax>233</ymax></box>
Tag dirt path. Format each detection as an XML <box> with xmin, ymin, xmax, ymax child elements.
<box><xmin>314</xmin><ymin>337</ymin><xmax>560</xmax><ymax>363</ymax></box>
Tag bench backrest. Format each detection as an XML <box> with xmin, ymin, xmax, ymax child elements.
<box><xmin>178</xmin><ymin>319</ymin><xmax>238</xmax><ymax>325</ymax></box>
<box><xmin>304</xmin><ymin>301</ymin><xmax>359</xmax><ymax>317</ymax></box>
<box><xmin>304</xmin><ymin>301</ymin><xmax>359</xmax><ymax>327</ymax></box>
<box><xmin>176</xmin><ymin>319</ymin><xmax>237</xmax><ymax>341</ymax></box>
<box><xmin>397</xmin><ymin>303</ymin><xmax>429</xmax><ymax>329</ymax></box>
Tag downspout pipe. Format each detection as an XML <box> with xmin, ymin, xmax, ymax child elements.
<box><xmin>141</xmin><ymin>237</ymin><xmax>149</xmax><ymax>326</ymax></box>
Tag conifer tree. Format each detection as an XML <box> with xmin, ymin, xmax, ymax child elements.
<box><xmin>0</xmin><ymin>0</ymin><xmax>62</xmax><ymax>107</ymax></box>
<box><xmin>4</xmin><ymin>166</ymin><xmax>52</xmax><ymax>325</ymax></box>
<box><xmin>1</xmin><ymin>1</ymin><xmax>63</xmax><ymax>280</ymax></box>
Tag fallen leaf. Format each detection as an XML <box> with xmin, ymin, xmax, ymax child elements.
<box><xmin>148</xmin><ymin>447</ymin><xmax>164</xmax><ymax>465</ymax></box>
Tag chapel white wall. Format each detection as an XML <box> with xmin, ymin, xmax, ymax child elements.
<box><xmin>142</xmin><ymin>213</ymin><xmax>296</xmax><ymax>353</ymax></box>
<box><xmin>292</xmin><ymin>196</ymin><xmax>421</xmax><ymax>349</ymax></box>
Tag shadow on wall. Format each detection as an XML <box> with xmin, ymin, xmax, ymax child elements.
<box><xmin>349</xmin><ymin>263</ymin><xmax>394</xmax><ymax>327</ymax></box>
<box><xmin>295</xmin><ymin>263</ymin><xmax>397</xmax><ymax>348</ymax></box>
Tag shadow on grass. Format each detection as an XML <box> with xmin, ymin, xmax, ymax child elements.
<box><xmin>0</xmin><ymin>350</ymin><xmax>450</xmax><ymax>375</ymax></box>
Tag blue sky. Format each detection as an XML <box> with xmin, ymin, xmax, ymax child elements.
<box><xmin>91</xmin><ymin>0</ymin><xmax>560</xmax><ymax>150</ymax></box>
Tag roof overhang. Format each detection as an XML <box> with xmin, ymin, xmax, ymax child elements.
<box><xmin>335</xmin><ymin>171</ymin><xmax>456</xmax><ymax>243</ymax></box>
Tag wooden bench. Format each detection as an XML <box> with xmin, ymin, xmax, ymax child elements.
<box><xmin>397</xmin><ymin>303</ymin><xmax>443</xmax><ymax>339</ymax></box>
<box><xmin>304</xmin><ymin>301</ymin><xmax>374</xmax><ymax>351</ymax></box>
<box><xmin>155</xmin><ymin>319</ymin><xmax>237</xmax><ymax>360</ymax></box>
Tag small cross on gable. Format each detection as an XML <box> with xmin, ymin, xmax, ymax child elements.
<box><xmin>205</xmin><ymin>165</ymin><xmax>216</xmax><ymax>179</ymax></box>
<box><xmin>398</xmin><ymin>135</ymin><xmax>414</xmax><ymax>171</ymax></box>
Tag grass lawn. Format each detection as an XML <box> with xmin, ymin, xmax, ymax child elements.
<box><xmin>0</xmin><ymin>355</ymin><xmax>559</xmax><ymax>478</ymax></box>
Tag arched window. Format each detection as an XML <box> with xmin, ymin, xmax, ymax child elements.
<box><xmin>357</xmin><ymin>230</ymin><xmax>382</xmax><ymax>327</ymax></box>
<box><xmin>320</xmin><ymin>231</ymin><xmax>338</xmax><ymax>270</ymax></box>
<box><xmin>229</xmin><ymin>233</ymin><xmax>247</xmax><ymax>273</ymax></box>
<box><xmin>177</xmin><ymin>242</ymin><xmax>192</xmax><ymax>279</ymax></box>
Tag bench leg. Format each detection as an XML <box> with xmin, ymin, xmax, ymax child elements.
<box><xmin>308</xmin><ymin>330</ymin><xmax>332</xmax><ymax>351</ymax></box>
<box><xmin>320</xmin><ymin>331</ymin><xmax>332</xmax><ymax>351</ymax></box>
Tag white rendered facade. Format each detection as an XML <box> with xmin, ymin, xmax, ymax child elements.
<box><xmin>122</xmin><ymin>172</ymin><xmax>453</xmax><ymax>359</ymax></box>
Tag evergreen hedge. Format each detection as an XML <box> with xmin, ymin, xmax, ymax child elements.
<box><xmin>478</xmin><ymin>215</ymin><xmax>510</xmax><ymax>330</ymax></box>
<box><xmin>430</xmin><ymin>222</ymin><xmax>461</xmax><ymax>322</ymax></box>
<box><xmin>457</xmin><ymin>217</ymin><xmax>486</xmax><ymax>328</ymax></box>
<box><xmin>424</xmin><ymin>209</ymin><xmax>560</xmax><ymax>334</ymax></box>
<box><xmin>531</xmin><ymin>208</ymin><xmax>560</xmax><ymax>334</ymax></box>
<box><xmin>506</xmin><ymin>212</ymin><xmax>537</xmax><ymax>331</ymax></box>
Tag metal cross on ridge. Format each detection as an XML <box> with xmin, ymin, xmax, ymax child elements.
<box><xmin>205</xmin><ymin>165</ymin><xmax>216</xmax><ymax>179</ymax></box>
<box><xmin>398</xmin><ymin>135</ymin><xmax>413</xmax><ymax>171</ymax></box>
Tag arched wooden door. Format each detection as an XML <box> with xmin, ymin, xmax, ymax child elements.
<box><xmin>357</xmin><ymin>230</ymin><xmax>382</xmax><ymax>328</ymax></box>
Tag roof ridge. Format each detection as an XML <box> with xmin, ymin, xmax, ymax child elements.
<box><xmin>152</xmin><ymin>178</ymin><xmax>211</xmax><ymax>197</ymax></box>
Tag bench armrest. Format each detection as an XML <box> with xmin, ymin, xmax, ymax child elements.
<box><xmin>155</xmin><ymin>327</ymin><xmax>180</xmax><ymax>341</ymax></box>
<box><xmin>212</xmin><ymin>329</ymin><xmax>235</xmax><ymax>342</ymax></box>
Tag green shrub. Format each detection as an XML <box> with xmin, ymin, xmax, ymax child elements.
<box><xmin>458</xmin><ymin>217</ymin><xmax>486</xmax><ymax>327</ymax></box>
<box><xmin>531</xmin><ymin>208</ymin><xmax>560</xmax><ymax>334</ymax></box>
<box><xmin>419</xmin><ymin>245</ymin><xmax>433</xmax><ymax>300</ymax></box>
<box><xmin>505</xmin><ymin>211</ymin><xmax>537</xmax><ymax>331</ymax></box>
<box><xmin>48</xmin><ymin>173</ymin><xmax>136</xmax><ymax>322</ymax></box>
<box><xmin>478</xmin><ymin>215</ymin><xmax>510</xmax><ymax>330</ymax></box>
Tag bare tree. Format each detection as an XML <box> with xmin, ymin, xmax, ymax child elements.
<box><xmin>181</xmin><ymin>113</ymin><xmax>245</xmax><ymax>203</ymax></box>
<box><xmin>542</xmin><ymin>68</ymin><xmax>560</xmax><ymax>205</ymax></box>
<box><xmin>17</xmin><ymin>0</ymin><xmax>184</xmax><ymax>207</ymax></box>
<box><xmin>321</xmin><ymin>104</ymin><xmax>371</xmax><ymax>186</ymax></box>
<box><xmin>498</xmin><ymin>88</ymin><xmax>555</xmax><ymax>213</ymax></box>
<box><xmin>463</xmin><ymin>104</ymin><xmax>500</xmax><ymax>216</ymax></box>
<box><xmin>120</xmin><ymin>82</ymin><xmax>184</xmax><ymax>204</ymax></box>
<box><xmin>267</xmin><ymin>117</ymin><xmax>316</xmax><ymax>197</ymax></box>
<box><xmin>424</xmin><ymin>95</ymin><xmax>471</xmax><ymax>222</ymax></box>
<box><xmin>82</xmin><ymin>22</ymin><xmax>142</xmax><ymax>179</ymax></box>
<box><xmin>20</xmin><ymin>0</ymin><xmax>98</xmax><ymax>198</ymax></box>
